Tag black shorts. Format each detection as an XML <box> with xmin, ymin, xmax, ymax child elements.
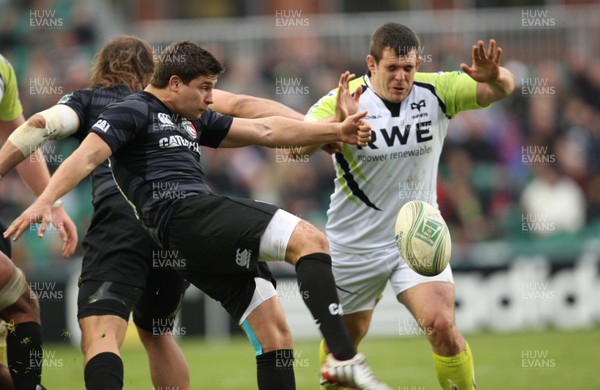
<box><xmin>166</xmin><ymin>195</ymin><xmax>278</xmax><ymax>322</ymax></box>
<box><xmin>0</xmin><ymin>219</ymin><xmax>11</xmax><ymax>258</ymax></box>
<box><xmin>78</xmin><ymin>194</ymin><xmax>188</xmax><ymax>328</ymax></box>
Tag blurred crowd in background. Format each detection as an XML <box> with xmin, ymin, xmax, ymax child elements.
<box><xmin>1</xmin><ymin>0</ymin><xmax>599</xmax><ymax>271</ymax></box>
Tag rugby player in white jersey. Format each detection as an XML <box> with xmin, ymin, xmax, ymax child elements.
<box><xmin>302</xmin><ymin>23</ymin><xmax>515</xmax><ymax>389</ymax></box>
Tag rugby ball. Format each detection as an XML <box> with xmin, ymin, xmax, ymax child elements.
<box><xmin>394</xmin><ymin>200</ymin><xmax>451</xmax><ymax>276</ymax></box>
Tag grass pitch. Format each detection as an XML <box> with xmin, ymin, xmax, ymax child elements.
<box><xmin>40</xmin><ymin>327</ymin><xmax>599</xmax><ymax>389</ymax></box>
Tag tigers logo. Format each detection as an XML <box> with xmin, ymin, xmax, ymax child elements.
<box><xmin>182</xmin><ymin>121</ymin><xmax>197</xmax><ymax>138</ymax></box>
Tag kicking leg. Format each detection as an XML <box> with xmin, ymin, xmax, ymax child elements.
<box><xmin>261</xmin><ymin>210</ymin><xmax>391</xmax><ymax>389</ymax></box>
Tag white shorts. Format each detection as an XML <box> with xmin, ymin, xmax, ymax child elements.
<box><xmin>331</xmin><ymin>244</ymin><xmax>454</xmax><ymax>314</ymax></box>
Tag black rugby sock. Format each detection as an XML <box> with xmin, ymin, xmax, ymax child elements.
<box><xmin>6</xmin><ymin>321</ymin><xmax>43</xmax><ymax>389</ymax></box>
<box><xmin>84</xmin><ymin>352</ymin><xmax>123</xmax><ymax>390</ymax></box>
<box><xmin>295</xmin><ymin>253</ymin><xmax>355</xmax><ymax>361</ymax></box>
<box><xmin>256</xmin><ymin>349</ymin><xmax>295</xmax><ymax>389</ymax></box>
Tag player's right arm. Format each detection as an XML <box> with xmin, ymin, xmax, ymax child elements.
<box><xmin>3</xmin><ymin>131</ymin><xmax>111</xmax><ymax>241</ymax></box>
<box><xmin>218</xmin><ymin>109</ymin><xmax>370</xmax><ymax>149</ymax></box>
<box><xmin>211</xmin><ymin>89</ymin><xmax>305</xmax><ymax>120</ymax></box>
<box><xmin>0</xmin><ymin>104</ymin><xmax>79</xmax><ymax>178</ymax></box>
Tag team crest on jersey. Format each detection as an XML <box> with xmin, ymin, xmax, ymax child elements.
<box><xmin>181</xmin><ymin>121</ymin><xmax>197</xmax><ymax>138</ymax></box>
<box><xmin>410</xmin><ymin>99</ymin><xmax>426</xmax><ymax>112</ymax></box>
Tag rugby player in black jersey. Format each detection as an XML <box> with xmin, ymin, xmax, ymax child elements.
<box><xmin>5</xmin><ymin>40</ymin><xmax>391</xmax><ymax>390</ymax></box>
<box><xmin>0</xmin><ymin>36</ymin><xmax>324</xmax><ymax>390</ymax></box>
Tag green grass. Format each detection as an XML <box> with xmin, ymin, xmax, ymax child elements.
<box><xmin>40</xmin><ymin>328</ymin><xmax>600</xmax><ymax>389</ymax></box>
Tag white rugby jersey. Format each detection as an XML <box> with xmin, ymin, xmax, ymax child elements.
<box><xmin>306</xmin><ymin>72</ymin><xmax>487</xmax><ymax>252</ymax></box>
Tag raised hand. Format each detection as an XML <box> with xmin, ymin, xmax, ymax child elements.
<box><xmin>335</xmin><ymin>71</ymin><xmax>363</xmax><ymax>122</ymax></box>
<box><xmin>460</xmin><ymin>39</ymin><xmax>502</xmax><ymax>83</ymax></box>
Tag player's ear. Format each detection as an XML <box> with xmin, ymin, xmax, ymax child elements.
<box><xmin>366</xmin><ymin>55</ymin><xmax>376</xmax><ymax>73</ymax></box>
<box><xmin>168</xmin><ymin>75</ymin><xmax>182</xmax><ymax>91</ymax></box>
<box><xmin>416</xmin><ymin>56</ymin><xmax>423</xmax><ymax>71</ymax></box>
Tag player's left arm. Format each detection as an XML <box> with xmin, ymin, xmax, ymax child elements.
<box><xmin>3</xmin><ymin>132</ymin><xmax>111</xmax><ymax>243</ymax></box>
<box><xmin>211</xmin><ymin>89</ymin><xmax>305</xmax><ymax>120</ymax></box>
<box><xmin>460</xmin><ymin>39</ymin><xmax>516</xmax><ymax>106</ymax></box>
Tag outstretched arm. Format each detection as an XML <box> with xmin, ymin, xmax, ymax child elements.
<box><xmin>4</xmin><ymin>132</ymin><xmax>111</xmax><ymax>242</ymax></box>
<box><xmin>460</xmin><ymin>39</ymin><xmax>515</xmax><ymax>106</ymax></box>
<box><xmin>211</xmin><ymin>89</ymin><xmax>305</xmax><ymax>120</ymax></box>
<box><xmin>219</xmin><ymin>110</ymin><xmax>371</xmax><ymax>149</ymax></box>
<box><xmin>0</xmin><ymin>111</ymin><xmax>79</xmax><ymax>256</ymax></box>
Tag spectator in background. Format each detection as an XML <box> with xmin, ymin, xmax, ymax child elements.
<box><xmin>520</xmin><ymin>160</ymin><xmax>586</xmax><ymax>235</ymax></box>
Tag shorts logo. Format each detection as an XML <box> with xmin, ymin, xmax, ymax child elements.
<box><xmin>235</xmin><ymin>248</ymin><xmax>252</xmax><ymax>268</ymax></box>
<box><xmin>328</xmin><ymin>303</ymin><xmax>343</xmax><ymax>316</ymax></box>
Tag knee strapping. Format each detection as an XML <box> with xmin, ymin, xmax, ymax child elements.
<box><xmin>0</xmin><ymin>267</ymin><xmax>28</xmax><ymax>311</ymax></box>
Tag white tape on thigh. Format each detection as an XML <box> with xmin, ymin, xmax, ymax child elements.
<box><xmin>8</xmin><ymin>105</ymin><xmax>79</xmax><ymax>156</ymax></box>
<box><xmin>238</xmin><ymin>277</ymin><xmax>278</xmax><ymax>325</ymax></box>
<box><xmin>258</xmin><ymin>209</ymin><xmax>301</xmax><ymax>262</ymax></box>
<box><xmin>0</xmin><ymin>267</ymin><xmax>28</xmax><ymax>311</ymax></box>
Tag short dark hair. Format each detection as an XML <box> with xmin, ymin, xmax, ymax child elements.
<box><xmin>150</xmin><ymin>41</ymin><xmax>225</xmax><ymax>88</ymax></box>
<box><xmin>369</xmin><ymin>23</ymin><xmax>421</xmax><ymax>63</ymax></box>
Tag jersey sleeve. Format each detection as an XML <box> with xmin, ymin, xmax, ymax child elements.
<box><xmin>0</xmin><ymin>56</ymin><xmax>23</xmax><ymax>121</ymax></box>
<box><xmin>56</xmin><ymin>89</ymin><xmax>92</xmax><ymax>133</ymax></box>
<box><xmin>414</xmin><ymin>71</ymin><xmax>488</xmax><ymax>118</ymax></box>
<box><xmin>194</xmin><ymin>109</ymin><xmax>233</xmax><ymax>148</ymax></box>
<box><xmin>90</xmin><ymin>100</ymin><xmax>148</xmax><ymax>153</ymax></box>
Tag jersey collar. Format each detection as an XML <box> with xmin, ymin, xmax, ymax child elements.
<box><xmin>363</xmin><ymin>74</ymin><xmax>402</xmax><ymax>118</ymax></box>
